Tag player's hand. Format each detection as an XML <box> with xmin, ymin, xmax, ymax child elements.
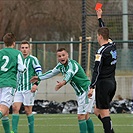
<box><xmin>31</xmin><ymin>84</ymin><xmax>38</xmax><ymax>92</ymax></box>
<box><xmin>88</xmin><ymin>88</ymin><xmax>94</xmax><ymax>98</ymax></box>
<box><xmin>55</xmin><ymin>80</ymin><xmax>66</xmax><ymax>91</ymax></box>
<box><xmin>96</xmin><ymin>9</ymin><xmax>102</xmax><ymax>19</ymax></box>
<box><xmin>30</xmin><ymin>76</ymin><xmax>39</xmax><ymax>83</ymax></box>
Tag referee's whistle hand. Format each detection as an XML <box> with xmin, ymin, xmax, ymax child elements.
<box><xmin>88</xmin><ymin>88</ymin><xmax>93</xmax><ymax>98</ymax></box>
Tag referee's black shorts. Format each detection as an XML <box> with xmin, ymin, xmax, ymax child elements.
<box><xmin>95</xmin><ymin>78</ymin><xmax>116</xmax><ymax>109</ymax></box>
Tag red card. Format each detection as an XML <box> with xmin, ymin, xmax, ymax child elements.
<box><xmin>95</xmin><ymin>3</ymin><xmax>102</xmax><ymax>11</ymax></box>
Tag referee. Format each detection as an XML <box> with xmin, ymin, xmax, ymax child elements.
<box><xmin>88</xmin><ymin>9</ymin><xmax>117</xmax><ymax>133</ymax></box>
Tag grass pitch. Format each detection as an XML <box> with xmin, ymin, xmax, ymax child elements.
<box><xmin>0</xmin><ymin>114</ymin><xmax>133</xmax><ymax>133</ymax></box>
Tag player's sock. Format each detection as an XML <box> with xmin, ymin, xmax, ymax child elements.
<box><xmin>86</xmin><ymin>117</ymin><xmax>94</xmax><ymax>133</ymax></box>
<box><xmin>0</xmin><ymin>111</ymin><xmax>3</xmax><ymax>119</ymax></box>
<box><xmin>27</xmin><ymin>114</ymin><xmax>34</xmax><ymax>133</ymax></box>
<box><xmin>111</xmin><ymin>128</ymin><xmax>115</xmax><ymax>133</ymax></box>
<box><xmin>98</xmin><ymin>114</ymin><xmax>102</xmax><ymax>121</ymax></box>
<box><xmin>78</xmin><ymin>119</ymin><xmax>87</xmax><ymax>133</ymax></box>
<box><xmin>2</xmin><ymin>116</ymin><xmax>10</xmax><ymax>133</ymax></box>
<box><xmin>101</xmin><ymin>116</ymin><xmax>114</xmax><ymax>133</ymax></box>
<box><xmin>12</xmin><ymin>114</ymin><xmax>19</xmax><ymax>133</ymax></box>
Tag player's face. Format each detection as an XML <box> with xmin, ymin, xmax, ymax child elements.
<box><xmin>20</xmin><ymin>44</ymin><xmax>30</xmax><ymax>58</ymax></box>
<box><xmin>57</xmin><ymin>50</ymin><xmax>69</xmax><ymax>65</ymax></box>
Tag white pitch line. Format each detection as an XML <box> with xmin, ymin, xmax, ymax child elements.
<box><xmin>0</xmin><ymin>124</ymin><xmax>132</xmax><ymax>127</ymax></box>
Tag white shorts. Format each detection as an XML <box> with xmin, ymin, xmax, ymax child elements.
<box><xmin>88</xmin><ymin>89</ymin><xmax>95</xmax><ymax>113</ymax></box>
<box><xmin>0</xmin><ymin>87</ymin><xmax>16</xmax><ymax>108</ymax></box>
<box><xmin>76</xmin><ymin>89</ymin><xmax>95</xmax><ymax>114</ymax></box>
<box><xmin>13</xmin><ymin>90</ymin><xmax>36</xmax><ymax>106</ymax></box>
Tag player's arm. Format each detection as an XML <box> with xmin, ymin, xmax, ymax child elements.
<box><xmin>96</xmin><ymin>9</ymin><xmax>105</xmax><ymax>27</ymax></box>
<box><xmin>89</xmin><ymin>9</ymin><xmax>104</xmax><ymax>98</ymax></box>
<box><xmin>32</xmin><ymin>57</ymin><xmax>42</xmax><ymax>86</ymax></box>
<box><xmin>30</xmin><ymin>65</ymin><xmax>60</xmax><ymax>83</ymax></box>
<box><xmin>90</xmin><ymin>54</ymin><xmax>103</xmax><ymax>89</ymax></box>
<box><xmin>17</xmin><ymin>53</ymin><xmax>26</xmax><ymax>72</ymax></box>
<box><xmin>39</xmin><ymin>67</ymin><xmax>60</xmax><ymax>80</ymax></box>
<box><xmin>88</xmin><ymin>52</ymin><xmax>103</xmax><ymax>98</ymax></box>
<box><xmin>97</xmin><ymin>9</ymin><xmax>113</xmax><ymax>43</ymax></box>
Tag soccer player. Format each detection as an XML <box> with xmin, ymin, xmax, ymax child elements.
<box><xmin>12</xmin><ymin>41</ymin><xmax>42</xmax><ymax>133</ymax></box>
<box><xmin>0</xmin><ymin>33</ymin><xmax>26</xmax><ymax>133</ymax></box>
<box><xmin>88</xmin><ymin>9</ymin><xmax>117</xmax><ymax>133</ymax></box>
<box><xmin>30</xmin><ymin>48</ymin><xmax>95</xmax><ymax>133</ymax></box>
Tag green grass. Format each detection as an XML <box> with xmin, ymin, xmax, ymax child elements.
<box><xmin>0</xmin><ymin>114</ymin><xmax>133</xmax><ymax>133</ymax></box>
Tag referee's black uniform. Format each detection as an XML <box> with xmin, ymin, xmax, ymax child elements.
<box><xmin>90</xmin><ymin>18</ymin><xmax>117</xmax><ymax>109</ymax></box>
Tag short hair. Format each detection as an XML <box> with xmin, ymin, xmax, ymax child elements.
<box><xmin>97</xmin><ymin>27</ymin><xmax>109</xmax><ymax>40</ymax></box>
<box><xmin>3</xmin><ymin>33</ymin><xmax>16</xmax><ymax>47</ymax></box>
<box><xmin>21</xmin><ymin>40</ymin><xmax>30</xmax><ymax>47</ymax></box>
<box><xmin>56</xmin><ymin>48</ymin><xmax>67</xmax><ymax>53</ymax></box>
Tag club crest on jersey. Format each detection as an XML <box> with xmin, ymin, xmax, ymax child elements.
<box><xmin>95</xmin><ymin>54</ymin><xmax>101</xmax><ymax>61</ymax></box>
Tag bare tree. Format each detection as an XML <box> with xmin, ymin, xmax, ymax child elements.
<box><xmin>0</xmin><ymin>0</ymin><xmax>82</xmax><ymax>41</ymax></box>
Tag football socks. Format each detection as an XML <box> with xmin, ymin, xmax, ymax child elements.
<box><xmin>2</xmin><ymin>116</ymin><xmax>11</xmax><ymax>133</ymax></box>
<box><xmin>12</xmin><ymin>114</ymin><xmax>19</xmax><ymax>133</ymax></box>
<box><xmin>27</xmin><ymin>114</ymin><xmax>34</xmax><ymax>133</ymax></box>
<box><xmin>78</xmin><ymin>119</ymin><xmax>87</xmax><ymax>133</ymax></box>
<box><xmin>86</xmin><ymin>118</ymin><xmax>94</xmax><ymax>133</ymax></box>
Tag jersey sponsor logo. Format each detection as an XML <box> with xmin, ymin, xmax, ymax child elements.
<box><xmin>110</xmin><ymin>50</ymin><xmax>117</xmax><ymax>65</ymax></box>
<box><xmin>110</xmin><ymin>50</ymin><xmax>117</xmax><ymax>59</ymax></box>
<box><xmin>95</xmin><ymin>54</ymin><xmax>102</xmax><ymax>61</ymax></box>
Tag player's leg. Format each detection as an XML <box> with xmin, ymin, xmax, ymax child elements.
<box><xmin>77</xmin><ymin>91</ymin><xmax>94</xmax><ymax>133</ymax></box>
<box><xmin>95</xmin><ymin>79</ymin><xmax>115</xmax><ymax>133</ymax></box>
<box><xmin>24</xmin><ymin>90</ymin><xmax>36</xmax><ymax>133</ymax></box>
<box><xmin>77</xmin><ymin>92</ymin><xmax>87</xmax><ymax>133</ymax></box>
<box><xmin>78</xmin><ymin>114</ymin><xmax>87</xmax><ymax>133</ymax></box>
<box><xmin>12</xmin><ymin>91</ymin><xmax>23</xmax><ymax>133</ymax></box>
<box><xmin>0</xmin><ymin>87</ymin><xmax>15</xmax><ymax>133</ymax></box>
<box><xmin>1</xmin><ymin>111</ymin><xmax>10</xmax><ymax>133</ymax></box>
<box><xmin>86</xmin><ymin>89</ymin><xmax>95</xmax><ymax>133</ymax></box>
<box><xmin>25</xmin><ymin>106</ymin><xmax>34</xmax><ymax>133</ymax></box>
<box><xmin>88</xmin><ymin>89</ymin><xmax>95</xmax><ymax>113</ymax></box>
<box><xmin>0</xmin><ymin>105</ymin><xmax>9</xmax><ymax>118</ymax></box>
<box><xmin>85</xmin><ymin>112</ymin><xmax>94</xmax><ymax>133</ymax></box>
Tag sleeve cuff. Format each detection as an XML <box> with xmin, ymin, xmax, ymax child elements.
<box><xmin>90</xmin><ymin>85</ymin><xmax>95</xmax><ymax>89</ymax></box>
<box><xmin>34</xmin><ymin>82</ymin><xmax>39</xmax><ymax>86</ymax></box>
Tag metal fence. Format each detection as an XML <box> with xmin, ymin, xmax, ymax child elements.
<box><xmin>0</xmin><ymin>40</ymin><xmax>133</xmax><ymax>76</ymax></box>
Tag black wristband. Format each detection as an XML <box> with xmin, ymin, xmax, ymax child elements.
<box><xmin>34</xmin><ymin>82</ymin><xmax>39</xmax><ymax>86</ymax></box>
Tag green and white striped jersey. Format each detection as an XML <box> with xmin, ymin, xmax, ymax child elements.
<box><xmin>17</xmin><ymin>55</ymin><xmax>42</xmax><ymax>91</ymax></box>
<box><xmin>39</xmin><ymin>59</ymin><xmax>91</xmax><ymax>96</ymax></box>
<box><xmin>0</xmin><ymin>48</ymin><xmax>26</xmax><ymax>88</ymax></box>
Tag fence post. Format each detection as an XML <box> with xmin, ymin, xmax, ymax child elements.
<box><xmin>29</xmin><ymin>38</ymin><xmax>33</xmax><ymax>55</ymax></box>
<box><xmin>86</xmin><ymin>37</ymin><xmax>91</xmax><ymax>77</ymax></box>
<box><xmin>70</xmin><ymin>37</ymin><xmax>73</xmax><ymax>59</ymax></box>
<box><xmin>78</xmin><ymin>36</ymin><xmax>82</xmax><ymax>65</ymax></box>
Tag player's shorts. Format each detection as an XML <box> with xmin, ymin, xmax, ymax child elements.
<box><xmin>96</xmin><ymin>78</ymin><xmax>116</xmax><ymax>109</ymax></box>
<box><xmin>13</xmin><ymin>90</ymin><xmax>37</xmax><ymax>106</ymax></box>
<box><xmin>0</xmin><ymin>87</ymin><xmax>16</xmax><ymax>108</ymax></box>
<box><xmin>88</xmin><ymin>89</ymin><xmax>95</xmax><ymax>113</ymax></box>
<box><xmin>76</xmin><ymin>87</ymin><xmax>95</xmax><ymax>114</ymax></box>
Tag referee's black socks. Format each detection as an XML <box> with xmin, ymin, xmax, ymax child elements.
<box><xmin>98</xmin><ymin>114</ymin><xmax>102</xmax><ymax>121</ymax></box>
<box><xmin>101</xmin><ymin>116</ymin><xmax>115</xmax><ymax>133</ymax></box>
